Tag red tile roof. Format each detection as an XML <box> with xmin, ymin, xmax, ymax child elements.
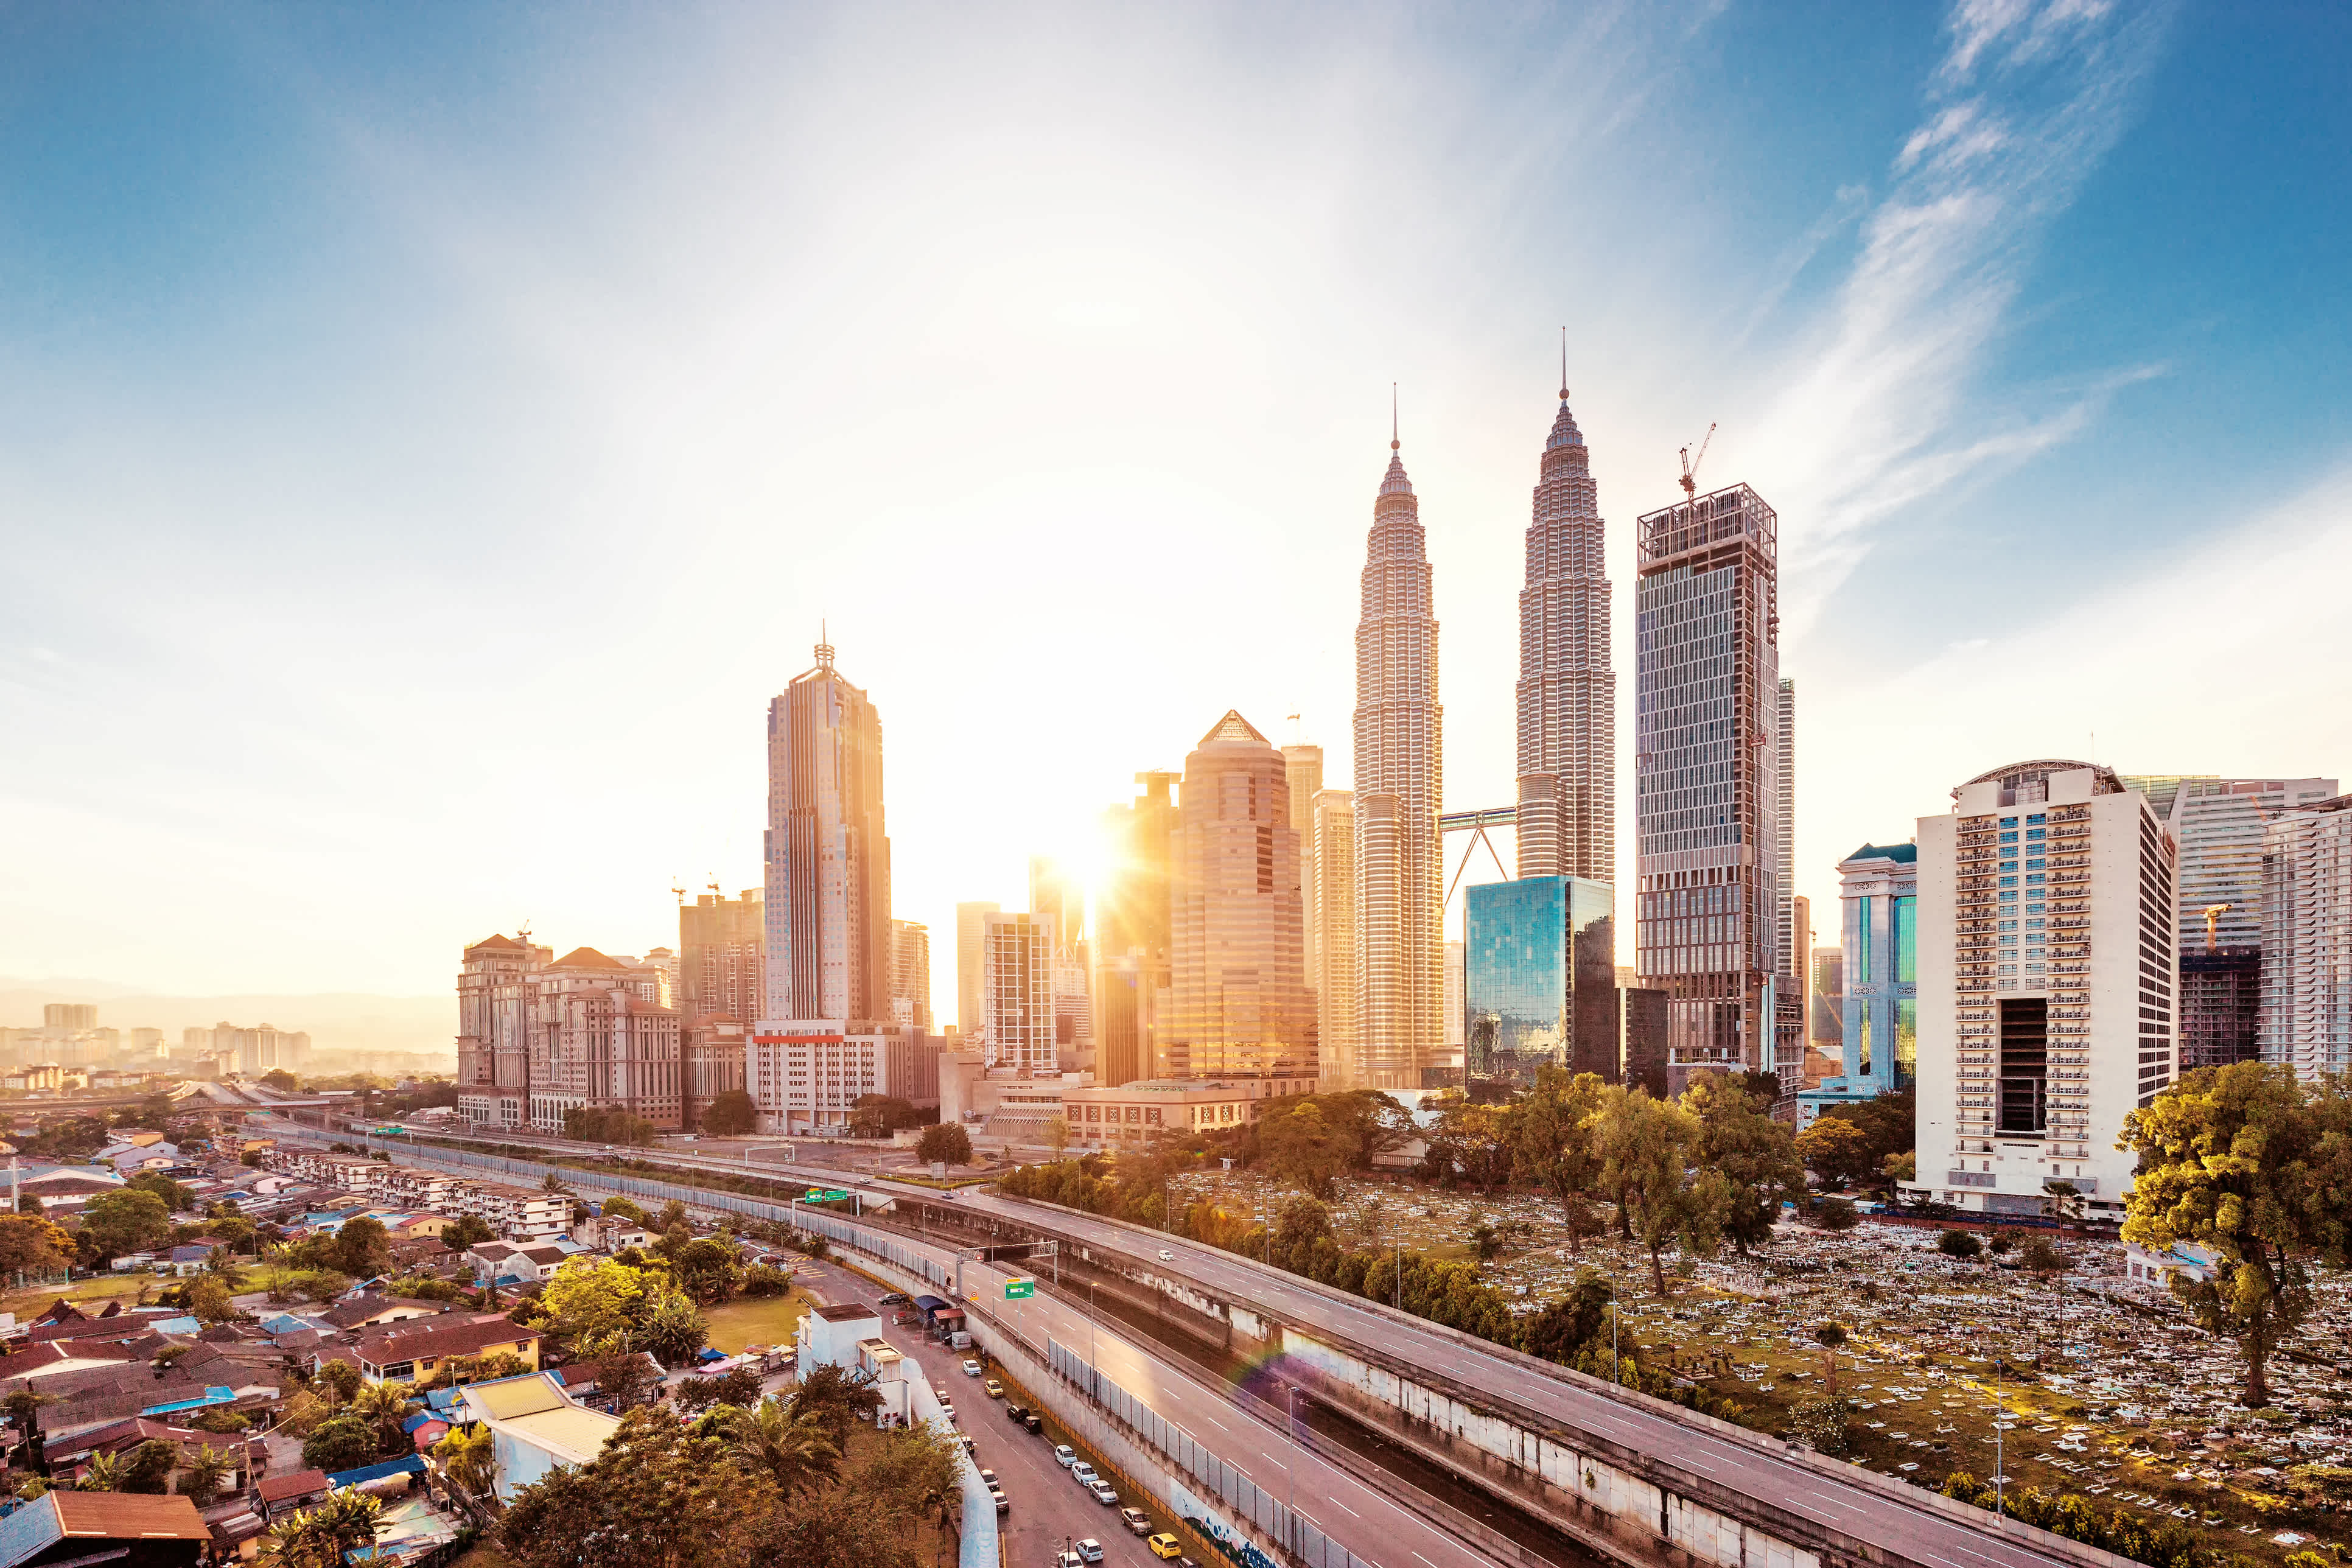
<box><xmin>256</xmin><ymin>1469</ymin><xmax>330</xmax><ymax>1502</ymax></box>
<box><xmin>48</xmin><ymin>1489</ymin><xmax>212</xmax><ymax>1540</ymax></box>
<box><xmin>352</xmin><ymin>1313</ymin><xmax>540</xmax><ymax>1368</ymax></box>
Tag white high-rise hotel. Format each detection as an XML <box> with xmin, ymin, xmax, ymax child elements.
<box><xmin>1910</xmin><ymin>760</ymin><xmax>2175</xmax><ymax>1221</ymax></box>
<box><xmin>1353</xmin><ymin>418</ymin><xmax>1444</xmax><ymax>1091</ymax></box>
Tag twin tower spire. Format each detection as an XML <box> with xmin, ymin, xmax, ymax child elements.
<box><xmin>1346</xmin><ymin>353</ymin><xmax>1617</xmax><ymax>1090</ymax></box>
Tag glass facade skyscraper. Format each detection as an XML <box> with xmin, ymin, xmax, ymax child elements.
<box><xmin>1463</xmin><ymin>875</ymin><xmax>1616</xmax><ymax>1090</ymax></box>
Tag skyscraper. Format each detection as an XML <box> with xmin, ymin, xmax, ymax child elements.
<box><xmin>1463</xmin><ymin>875</ymin><xmax>1617</xmax><ymax>1090</ymax></box>
<box><xmin>955</xmin><ymin>901</ymin><xmax>1001</xmax><ymax>1035</ymax></box>
<box><xmin>765</xmin><ymin>637</ymin><xmax>891</xmax><ymax>1024</ymax></box>
<box><xmin>1776</xmin><ymin>678</ymin><xmax>1797</xmax><ymax>975</ymax></box>
<box><xmin>2260</xmin><ymin>791</ymin><xmax>2352</xmax><ymax>1080</ymax></box>
<box><xmin>1167</xmin><ymin>710</ymin><xmax>1314</xmax><ymax>1080</ymax></box>
<box><xmin>1910</xmin><ymin>760</ymin><xmax>2171</xmax><ymax>1222</ymax></box>
<box><xmin>980</xmin><ymin>912</ymin><xmax>1057</xmax><ymax>1072</ymax></box>
<box><xmin>2128</xmin><ymin>775</ymin><xmax>2337</xmax><ymax>1072</ymax></box>
<box><xmin>1353</xmin><ymin>417</ymin><xmax>1444</xmax><ymax>1091</ymax></box>
<box><xmin>1310</xmin><ymin>788</ymin><xmax>1357</xmax><ymax>1088</ymax></box>
<box><xmin>889</xmin><ymin>919</ymin><xmax>933</xmax><ymax>1031</ymax></box>
<box><xmin>1283</xmin><ymin>742</ymin><xmax>1325</xmax><ymax>1006</ymax></box>
<box><xmin>679</xmin><ymin>890</ymin><xmax>764</xmax><ymax>1024</ymax></box>
<box><xmin>1094</xmin><ymin>772</ymin><xmax>1178</xmax><ymax>1089</ymax></box>
<box><xmin>1515</xmin><ymin>379</ymin><xmax>1615</xmax><ymax>883</ymax></box>
<box><xmin>1797</xmin><ymin>843</ymin><xmax>1914</xmax><ymax>1127</ymax></box>
<box><xmin>1633</xmin><ymin>483</ymin><xmax>1782</xmax><ymax>1088</ymax></box>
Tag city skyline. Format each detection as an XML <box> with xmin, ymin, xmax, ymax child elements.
<box><xmin>5</xmin><ymin>4</ymin><xmax>2352</xmax><ymax>1015</ymax></box>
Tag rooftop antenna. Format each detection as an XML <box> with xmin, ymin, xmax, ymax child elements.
<box><xmin>1560</xmin><ymin>326</ymin><xmax>1569</xmax><ymax>402</ymax></box>
<box><xmin>815</xmin><ymin>618</ymin><xmax>835</xmax><ymax>671</ymax></box>
<box><xmin>1391</xmin><ymin>383</ymin><xmax>1399</xmax><ymax>451</ymax></box>
<box><xmin>1679</xmin><ymin>423</ymin><xmax>1717</xmax><ymax>503</ymax></box>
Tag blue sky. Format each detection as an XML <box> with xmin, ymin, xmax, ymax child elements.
<box><xmin>4</xmin><ymin>1</ymin><xmax>2348</xmax><ymax>1009</ymax></box>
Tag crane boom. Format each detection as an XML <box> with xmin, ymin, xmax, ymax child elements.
<box><xmin>1679</xmin><ymin>422</ymin><xmax>1717</xmax><ymax>500</ymax></box>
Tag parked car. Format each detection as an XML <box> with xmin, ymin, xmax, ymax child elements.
<box><xmin>1088</xmin><ymin>1480</ymin><xmax>1119</xmax><ymax>1506</ymax></box>
<box><xmin>1069</xmin><ymin>1461</ymin><xmax>1100</xmax><ymax>1486</ymax></box>
<box><xmin>939</xmin><ymin>1399</ymin><xmax>956</xmax><ymax>1421</ymax></box>
<box><xmin>1146</xmin><ymin>1536</ymin><xmax>1184</xmax><ymax>1562</ymax></box>
<box><xmin>982</xmin><ymin>1377</ymin><xmax>1004</xmax><ymax>1398</ymax></box>
<box><xmin>961</xmin><ymin>1359</ymin><xmax>982</xmax><ymax>1376</ymax></box>
<box><xmin>977</xmin><ymin>1469</ymin><xmax>998</xmax><ymax>1490</ymax></box>
<box><xmin>1004</xmin><ymin>1402</ymin><xmax>1029</xmax><ymax>1423</ymax></box>
<box><xmin>1055</xmin><ymin>1552</ymin><xmax>1083</xmax><ymax>1568</ymax></box>
<box><xmin>1052</xmin><ymin>1444</ymin><xmax>1077</xmax><ymax>1468</ymax></box>
<box><xmin>1119</xmin><ymin>1507</ymin><xmax>1152</xmax><ymax>1535</ymax></box>
<box><xmin>1075</xmin><ymin>1543</ymin><xmax>1105</xmax><ymax>1566</ymax></box>
<box><xmin>988</xmin><ymin>1486</ymin><xmax>1009</xmax><ymax>1515</ymax></box>
<box><xmin>878</xmin><ymin>1291</ymin><xmax>910</xmax><ymax>1306</ymax></box>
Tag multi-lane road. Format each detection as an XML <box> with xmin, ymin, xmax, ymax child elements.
<box><xmin>262</xmin><ymin>1116</ymin><xmax>2100</xmax><ymax>1568</ymax></box>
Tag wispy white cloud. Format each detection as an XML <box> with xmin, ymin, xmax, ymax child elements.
<box><xmin>1752</xmin><ymin>0</ymin><xmax>2174</xmax><ymax>627</ymax></box>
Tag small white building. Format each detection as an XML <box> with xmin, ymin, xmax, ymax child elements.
<box><xmin>797</xmin><ymin>1303</ymin><xmax>885</xmax><ymax>1374</ymax></box>
<box><xmin>456</xmin><ymin>1371</ymin><xmax>621</xmax><ymax>1502</ymax></box>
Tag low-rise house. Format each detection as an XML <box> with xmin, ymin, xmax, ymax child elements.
<box><xmin>455</xmin><ymin>1371</ymin><xmax>621</xmax><ymax>1502</ymax></box>
<box><xmin>42</xmin><ymin>1419</ymin><xmax>260</xmax><ymax>1491</ymax></box>
<box><xmin>322</xmin><ymin>1294</ymin><xmax>456</xmax><ymax>1332</ymax></box>
<box><xmin>348</xmin><ymin>1313</ymin><xmax>541</xmax><ymax>1385</ymax></box>
<box><xmin>466</xmin><ymin>1241</ymin><xmax>570</xmax><ymax>1286</ymax></box>
<box><xmin>254</xmin><ymin>1469</ymin><xmax>331</xmax><ymax>1520</ymax></box>
<box><xmin>0</xmin><ymin>1491</ymin><xmax>212</xmax><ymax>1567</ymax></box>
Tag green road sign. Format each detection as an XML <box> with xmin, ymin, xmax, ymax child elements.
<box><xmin>1004</xmin><ymin>1277</ymin><xmax>1035</xmax><ymax>1300</ymax></box>
<box><xmin>806</xmin><ymin>1188</ymin><xmax>850</xmax><ymax>1202</ymax></box>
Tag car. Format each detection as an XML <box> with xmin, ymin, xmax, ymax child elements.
<box><xmin>982</xmin><ymin>1378</ymin><xmax>1004</xmax><ymax>1398</ymax></box>
<box><xmin>938</xmin><ymin>1399</ymin><xmax>956</xmax><ymax>1421</ymax></box>
<box><xmin>1069</xmin><ymin>1461</ymin><xmax>1099</xmax><ymax>1486</ymax></box>
<box><xmin>1146</xmin><ymin>1536</ymin><xmax>1183</xmax><ymax>1561</ymax></box>
<box><xmin>878</xmin><ymin>1291</ymin><xmax>910</xmax><ymax>1306</ymax></box>
<box><xmin>1076</xmin><ymin>1543</ymin><xmax>1105</xmax><ymax>1566</ymax></box>
<box><xmin>961</xmin><ymin>1359</ymin><xmax>982</xmax><ymax>1377</ymax></box>
<box><xmin>1119</xmin><ymin>1507</ymin><xmax>1152</xmax><ymax>1535</ymax></box>
<box><xmin>1055</xmin><ymin>1553</ymin><xmax>1083</xmax><ymax>1568</ymax></box>
<box><xmin>977</xmin><ymin>1469</ymin><xmax>998</xmax><ymax>1489</ymax></box>
<box><xmin>1004</xmin><ymin>1402</ymin><xmax>1029</xmax><ymax>1423</ymax></box>
<box><xmin>1158</xmin><ymin>1248</ymin><xmax>1174</xmax><ymax>1261</ymax></box>
<box><xmin>1088</xmin><ymin>1480</ymin><xmax>1119</xmax><ymax>1506</ymax></box>
<box><xmin>1052</xmin><ymin>1444</ymin><xmax>1077</xmax><ymax>1468</ymax></box>
<box><xmin>988</xmin><ymin>1486</ymin><xmax>1009</xmax><ymax>1515</ymax></box>
<box><xmin>1020</xmin><ymin>1410</ymin><xmax>1043</xmax><ymax>1433</ymax></box>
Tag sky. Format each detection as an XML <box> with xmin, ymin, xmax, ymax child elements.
<box><xmin>4</xmin><ymin>1</ymin><xmax>2350</xmax><ymax>1023</ymax></box>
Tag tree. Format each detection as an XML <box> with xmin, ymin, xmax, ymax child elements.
<box><xmin>260</xmin><ymin>1069</ymin><xmax>301</xmax><ymax>1092</ymax></box>
<box><xmin>300</xmin><ymin>1416</ymin><xmax>377</xmax><ymax>1474</ymax></box>
<box><xmin>175</xmin><ymin>1443</ymin><xmax>234</xmax><ymax>1508</ymax></box>
<box><xmin>125</xmin><ymin>1172</ymin><xmax>193</xmax><ymax>1213</ymax></box>
<box><xmin>584</xmin><ymin>1346</ymin><xmax>659</xmax><ymax>1410</ymax></box>
<box><xmin>722</xmin><ymin>1396</ymin><xmax>841</xmax><ymax>1496</ymax></box>
<box><xmin>1259</xmin><ymin>1103</ymin><xmax>1354</xmax><ymax>1200</ymax></box>
<box><xmin>1591</xmin><ymin>1087</ymin><xmax>1728</xmax><ymax>1295</ymax></box>
<box><xmin>257</xmin><ymin>1489</ymin><xmax>381</xmax><ymax>1568</ymax></box>
<box><xmin>740</xmin><ymin>1262</ymin><xmax>795</xmax><ymax>1298</ymax></box>
<box><xmin>314</xmin><ymin>1359</ymin><xmax>364</xmax><ymax>1405</ymax></box>
<box><xmin>700</xmin><ymin>1091</ymin><xmax>758</xmax><ymax>1136</ymax></box>
<box><xmin>498</xmin><ymin>1408</ymin><xmax>771</xmax><ymax>1568</ymax></box>
<box><xmin>1681</xmin><ymin>1071</ymin><xmax>1803</xmax><ymax>1256</ymax></box>
<box><xmin>675</xmin><ymin>1365</ymin><xmax>766</xmax><ymax>1416</ymax></box>
<box><xmin>1937</xmin><ymin>1230</ymin><xmax>1982</xmax><ymax>1260</ymax></box>
<box><xmin>1816</xmin><ymin>1196</ymin><xmax>1859</xmax><ymax>1232</ymax></box>
<box><xmin>634</xmin><ymin>1287</ymin><xmax>710</xmax><ymax>1367</ymax></box>
<box><xmin>187</xmin><ymin>1275</ymin><xmax>239</xmax><ymax>1325</ymax></box>
<box><xmin>852</xmin><ymin>1422</ymin><xmax>961</xmax><ymax>1552</ymax></box>
<box><xmin>1519</xmin><ymin>1269</ymin><xmax>1614</xmax><ymax>1365</ymax></box>
<box><xmin>1794</xmin><ymin>1118</ymin><xmax>1873</xmax><ymax>1191</ymax></box>
<box><xmin>433</xmin><ymin>1423</ymin><xmax>495</xmax><ymax>1499</ymax></box>
<box><xmin>1510</xmin><ymin>1068</ymin><xmax>1605</xmax><ymax>1250</ymax></box>
<box><xmin>443</xmin><ymin>1213</ymin><xmax>496</xmax><ymax>1251</ymax></box>
<box><xmin>1427</xmin><ymin>1101</ymin><xmax>1515</xmax><ymax>1192</ymax></box>
<box><xmin>915</xmin><ymin>1122</ymin><xmax>971</xmax><ymax>1168</ymax></box>
<box><xmin>541</xmin><ymin>1257</ymin><xmax>648</xmax><ymax>1342</ymax></box>
<box><xmin>77</xmin><ymin>1452</ymin><xmax>126</xmax><ymax>1491</ymax></box>
<box><xmin>75</xmin><ymin>1189</ymin><xmax>173</xmax><ymax>1265</ymax></box>
<box><xmin>658</xmin><ymin>1200</ymin><xmax>689</xmax><ymax>1231</ymax></box>
<box><xmin>119</xmin><ymin>1439</ymin><xmax>178</xmax><ymax>1494</ymax></box>
<box><xmin>333</xmin><ymin>1216</ymin><xmax>391</xmax><ymax>1279</ymax></box>
<box><xmin>672</xmin><ymin>1237</ymin><xmax>743</xmax><ymax>1304</ymax></box>
<box><xmin>0</xmin><ymin>1215</ymin><xmax>75</xmax><ymax>1276</ymax></box>
<box><xmin>348</xmin><ymin>1381</ymin><xmax>418</xmax><ymax>1460</ymax></box>
<box><xmin>786</xmin><ymin>1363</ymin><xmax>883</xmax><ymax>1452</ymax></box>
<box><xmin>2119</xmin><ymin>1061</ymin><xmax>2349</xmax><ymax>1407</ymax></box>
<box><xmin>848</xmin><ymin>1094</ymin><xmax>920</xmax><ymax>1136</ymax></box>
<box><xmin>2020</xmin><ymin>1235</ymin><xmax>2065</xmax><ymax>1276</ymax></box>
<box><xmin>1043</xmin><ymin>1115</ymin><xmax>1072</xmax><ymax>1161</ymax></box>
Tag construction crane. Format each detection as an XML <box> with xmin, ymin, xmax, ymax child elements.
<box><xmin>1679</xmin><ymin>422</ymin><xmax>1717</xmax><ymax>502</ymax></box>
<box><xmin>2202</xmin><ymin>903</ymin><xmax>2231</xmax><ymax>953</ymax></box>
<box><xmin>671</xmin><ymin>880</ymin><xmax>687</xmax><ymax>907</ymax></box>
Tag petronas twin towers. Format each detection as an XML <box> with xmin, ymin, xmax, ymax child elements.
<box><xmin>1344</xmin><ymin>377</ymin><xmax>1615</xmax><ymax>1091</ymax></box>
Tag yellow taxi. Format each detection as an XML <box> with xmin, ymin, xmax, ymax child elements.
<box><xmin>1146</xmin><ymin>1534</ymin><xmax>1184</xmax><ymax>1561</ymax></box>
<box><xmin>982</xmin><ymin>1378</ymin><xmax>1004</xmax><ymax>1398</ymax></box>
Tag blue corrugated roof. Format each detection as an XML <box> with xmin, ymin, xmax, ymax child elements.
<box><xmin>325</xmin><ymin>1454</ymin><xmax>426</xmax><ymax>1488</ymax></box>
<box><xmin>141</xmin><ymin>1385</ymin><xmax>234</xmax><ymax>1415</ymax></box>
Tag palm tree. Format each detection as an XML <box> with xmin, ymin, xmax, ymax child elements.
<box><xmin>723</xmin><ymin>1398</ymin><xmax>841</xmax><ymax>1498</ymax></box>
<box><xmin>75</xmin><ymin>1451</ymin><xmax>124</xmax><ymax>1491</ymax></box>
<box><xmin>346</xmin><ymin>1379</ymin><xmax>416</xmax><ymax>1454</ymax></box>
<box><xmin>177</xmin><ymin>1443</ymin><xmax>234</xmax><ymax>1508</ymax></box>
<box><xmin>432</xmin><ymin>1424</ymin><xmax>497</xmax><ymax>1500</ymax></box>
<box><xmin>255</xmin><ymin>1489</ymin><xmax>382</xmax><ymax>1568</ymax></box>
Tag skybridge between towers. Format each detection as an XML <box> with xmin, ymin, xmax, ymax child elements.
<box><xmin>1441</xmin><ymin>803</ymin><xmax>1517</xmax><ymax>907</ymax></box>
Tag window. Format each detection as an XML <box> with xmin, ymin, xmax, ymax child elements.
<box><xmin>1999</xmin><ymin>920</ymin><xmax>2018</xmax><ymax>931</ymax></box>
<box><xmin>2000</xmin><ymin>933</ymin><xmax>2018</xmax><ymax>947</ymax></box>
<box><xmin>2025</xmin><ymin>901</ymin><xmax>2044</xmax><ymax>915</ymax></box>
<box><xmin>1894</xmin><ymin>896</ymin><xmax>1916</xmax><ymax>984</ymax></box>
<box><xmin>1858</xmin><ymin>1007</ymin><xmax>1872</xmax><ymax>1075</ymax></box>
<box><xmin>2025</xmin><ymin>858</ymin><xmax>2046</xmax><ymax>870</ymax></box>
<box><xmin>1894</xmin><ymin>998</ymin><xmax>1917</xmax><ymax>1088</ymax></box>
<box><xmin>1853</xmin><ymin>896</ymin><xmax>1874</xmax><ymax>984</ymax></box>
<box><xmin>2024</xmin><ymin>919</ymin><xmax>2045</xmax><ymax>931</ymax></box>
<box><xmin>2026</xmin><ymin>813</ymin><xmax>2046</xmax><ymax>825</ymax></box>
<box><xmin>1999</xmin><ymin>876</ymin><xmax>2018</xmax><ymax>887</ymax></box>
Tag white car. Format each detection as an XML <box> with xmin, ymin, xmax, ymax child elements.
<box><xmin>1088</xmin><ymin>1480</ymin><xmax>1119</xmax><ymax>1506</ymax></box>
<box><xmin>961</xmin><ymin>1359</ymin><xmax>982</xmax><ymax>1376</ymax></box>
<box><xmin>1070</xmin><ymin>1461</ymin><xmax>1100</xmax><ymax>1486</ymax></box>
<box><xmin>1052</xmin><ymin>1444</ymin><xmax>1077</xmax><ymax>1468</ymax></box>
<box><xmin>1158</xmin><ymin>1248</ymin><xmax>1174</xmax><ymax>1261</ymax></box>
<box><xmin>1076</xmin><ymin>1543</ymin><xmax>1105</xmax><ymax>1566</ymax></box>
<box><xmin>938</xmin><ymin>1399</ymin><xmax>956</xmax><ymax>1421</ymax></box>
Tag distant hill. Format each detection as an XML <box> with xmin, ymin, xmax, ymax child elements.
<box><xmin>0</xmin><ymin>979</ymin><xmax>455</xmax><ymax>1065</ymax></box>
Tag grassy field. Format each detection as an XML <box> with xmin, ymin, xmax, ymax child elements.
<box><xmin>0</xmin><ymin>1272</ymin><xmax>168</xmax><ymax>1320</ymax></box>
<box><xmin>705</xmin><ymin>1289</ymin><xmax>812</xmax><ymax>1354</ymax></box>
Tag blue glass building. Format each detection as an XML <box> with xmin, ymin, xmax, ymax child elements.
<box><xmin>1797</xmin><ymin>842</ymin><xmax>1916</xmax><ymax>1126</ymax></box>
<box><xmin>1463</xmin><ymin>876</ymin><xmax>1617</xmax><ymax>1090</ymax></box>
